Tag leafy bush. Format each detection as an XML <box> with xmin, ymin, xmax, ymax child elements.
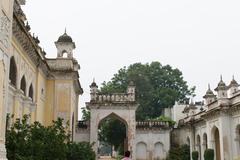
<box><xmin>192</xmin><ymin>151</ymin><xmax>199</xmax><ymax>160</ymax></box>
<box><xmin>204</xmin><ymin>149</ymin><xmax>214</xmax><ymax>160</ymax></box>
<box><xmin>166</xmin><ymin>144</ymin><xmax>190</xmax><ymax>160</ymax></box>
<box><xmin>6</xmin><ymin>114</ymin><xmax>96</xmax><ymax>160</ymax></box>
<box><xmin>66</xmin><ymin>142</ymin><xmax>95</xmax><ymax>160</ymax></box>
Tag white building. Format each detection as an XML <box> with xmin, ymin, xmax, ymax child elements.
<box><xmin>173</xmin><ymin>76</ymin><xmax>240</xmax><ymax>160</ymax></box>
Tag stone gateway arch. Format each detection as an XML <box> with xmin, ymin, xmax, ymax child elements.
<box><xmin>75</xmin><ymin>81</ymin><xmax>172</xmax><ymax>160</ymax></box>
<box><xmin>87</xmin><ymin>81</ymin><xmax>138</xmax><ymax>159</ymax></box>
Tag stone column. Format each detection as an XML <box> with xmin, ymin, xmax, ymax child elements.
<box><xmin>89</xmin><ymin>109</ymin><xmax>98</xmax><ymax>159</ymax></box>
<box><xmin>219</xmin><ymin>113</ymin><xmax>232</xmax><ymax>160</ymax></box>
<box><xmin>0</xmin><ymin>53</ymin><xmax>7</xmax><ymax>159</ymax></box>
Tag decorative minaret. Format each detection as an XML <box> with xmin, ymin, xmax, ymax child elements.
<box><xmin>228</xmin><ymin>76</ymin><xmax>239</xmax><ymax>97</ymax></box>
<box><xmin>188</xmin><ymin>99</ymin><xmax>197</xmax><ymax>116</ymax></box>
<box><xmin>90</xmin><ymin>79</ymin><xmax>98</xmax><ymax>101</ymax></box>
<box><xmin>203</xmin><ymin>84</ymin><xmax>216</xmax><ymax>105</ymax></box>
<box><xmin>127</xmin><ymin>81</ymin><xmax>136</xmax><ymax>102</ymax></box>
<box><xmin>214</xmin><ymin>75</ymin><xmax>228</xmax><ymax>99</ymax></box>
<box><xmin>55</xmin><ymin>29</ymin><xmax>76</xmax><ymax>58</ymax></box>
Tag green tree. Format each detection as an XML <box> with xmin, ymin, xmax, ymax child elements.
<box><xmin>98</xmin><ymin>62</ymin><xmax>194</xmax><ymax>152</ymax></box>
<box><xmin>101</xmin><ymin>62</ymin><xmax>195</xmax><ymax>120</ymax></box>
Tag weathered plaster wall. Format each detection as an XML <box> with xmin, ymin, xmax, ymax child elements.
<box><xmin>135</xmin><ymin>130</ymin><xmax>171</xmax><ymax>160</ymax></box>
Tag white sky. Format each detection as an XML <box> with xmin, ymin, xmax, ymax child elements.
<box><xmin>22</xmin><ymin>0</ymin><xmax>240</xmax><ymax>119</ymax></box>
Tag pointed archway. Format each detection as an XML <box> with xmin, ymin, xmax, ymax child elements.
<box><xmin>212</xmin><ymin>127</ymin><xmax>221</xmax><ymax>160</ymax></box>
<box><xmin>87</xmin><ymin>81</ymin><xmax>138</xmax><ymax>160</ymax></box>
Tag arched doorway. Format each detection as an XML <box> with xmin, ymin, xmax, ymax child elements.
<box><xmin>9</xmin><ymin>56</ymin><xmax>17</xmax><ymax>87</ymax></box>
<box><xmin>236</xmin><ymin>125</ymin><xmax>240</xmax><ymax>155</ymax></box>
<box><xmin>197</xmin><ymin>135</ymin><xmax>201</xmax><ymax>160</ymax></box>
<box><xmin>98</xmin><ymin>114</ymin><xmax>127</xmax><ymax>158</ymax></box>
<box><xmin>203</xmin><ymin>133</ymin><xmax>207</xmax><ymax>152</ymax></box>
<box><xmin>187</xmin><ymin>137</ymin><xmax>190</xmax><ymax>146</ymax></box>
<box><xmin>28</xmin><ymin>83</ymin><xmax>33</xmax><ymax>101</ymax></box>
<box><xmin>213</xmin><ymin>127</ymin><xmax>221</xmax><ymax>160</ymax></box>
<box><xmin>154</xmin><ymin>142</ymin><xmax>164</xmax><ymax>159</ymax></box>
<box><xmin>136</xmin><ymin>142</ymin><xmax>147</xmax><ymax>160</ymax></box>
<box><xmin>20</xmin><ymin>75</ymin><xmax>26</xmax><ymax>95</ymax></box>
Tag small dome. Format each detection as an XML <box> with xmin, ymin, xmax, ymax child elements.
<box><xmin>229</xmin><ymin>76</ymin><xmax>239</xmax><ymax>87</ymax></box>
<box><xmin>90</xmin><ymin>79</ymin><xmax>98</xmax><ymax>88</ymax></box>
<box><xmin>215</xmin><ymin>76</ymin><xmax>227</xmax><ymax>91</ymax></box>
<box><xmin>57</xmin><ymin>32</ymin><xmax>73</xmax><ymax>43</ymax></box>
<box><xmin>203</xmin><ymin>84</ymin><xmax>215</xmax><ymax>98</ymax></box>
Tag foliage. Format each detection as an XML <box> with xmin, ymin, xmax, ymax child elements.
<box><xmin>180</xmin><ymin>144</ymin><xmax>190</xmax><ymax>160</ymax></box>
<box><xmin>100</xmin><ymin>62</ymin><xmax>195</xmax><ymax>120</ymax></box>
<box><xmin>66</xmin><ymin>142</ymin><xmax>96</xmax><ymax>160</ymax></box>
<box><xmin>204</xmin><ymin>149</ymin><xmax>214</xmax><ymax>160</ymax></box>
<box><xmin>192</xmin><ymin>151</ymin><xmax>199</xmax><ymax>160</ymax></box>
<box><xmin>81</xmin><ymin>107</ymin><xmax>90</xmax><ymax>121</ymax></box>
<box><xmin>6</xmin><ymin>114</ymin><xmax>95</xmax><ymax>160</ymax></box>
<box><xmin>151</xmin><ymin>115</ymin><xmax>176</xmax><ymax>126</ymax></box>
<box><xmin>99</xmin><ymin>62</ymin><xmax>194</xmax><ymax>153</ymax></box>
<box><xmin>98</xmin><ymin>118</ymin><xmax>126</xmax><ymax>155</ymax></box>
<box><xmin>166</xmin><ymin>144</ymin><xmax>190</xmax><ymax>160</ymax></box>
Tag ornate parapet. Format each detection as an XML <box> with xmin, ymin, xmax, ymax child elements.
<box><xmin>136</xmin><ymin>121</ymin><xmax>172</xmax><ymax>130</ymax></box>
<box><xmin>91</xmin><ymin>93</ymin><xmax>135</xmax><ymax>104</ymax></box>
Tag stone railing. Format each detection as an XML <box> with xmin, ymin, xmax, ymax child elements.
<box><xmin>136</xmin><ymin>121</ymin><xmax>172</xmax><ymax>130</ymax></box>
<box><xmin>92</xmin><ymin>93</ymin><xmax>135</xmax><ymax>103</ymax></box>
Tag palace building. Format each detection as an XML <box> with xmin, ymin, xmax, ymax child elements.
<box><xmin>0</xmin><ymin>1</ymin><xmax>82</xmax><ymax>159</ymax></box>
<box><xmin>1</xmin><ymin>1</ymin><xmax>240</xmax><ymax>160</ymax></box>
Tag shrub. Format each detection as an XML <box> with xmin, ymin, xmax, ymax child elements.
<box><xmin>192</xmin><ymin>151</ymin><xmax>199</xmax><ymax>160</ymax></box>
<box><xmin>204</xmin><ymin>149</ymin><xmax>214</xmax><ymax>160</ymax></box>
<box><xmin>166</xmin><ymin>144</ymin><xmax>190</xmax><ymax>160</ymax></box>
<box><xmin>6</xmin><ymin>114</ymin><xmax>96</xmax><ymax>160</ymax></box>
<box><xmin>66</xmin><ymin>142</ymin><xmax>96</xmax><ymax>160</ymax></box>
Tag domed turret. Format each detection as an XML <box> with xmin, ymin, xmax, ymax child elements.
<box><xmin>228</xmin><ymin>76</ymin><xmax>239</xmax><ymax>96</ymax></box>
<box><xmin>55</xmin><ymin>29</ymin><xmax>76</xmax><ymax>58</ymax></box>
<box><xmin>203</xmin><ymin>84</ymin><xmax>216</xmax><ymax>105</ymax></box>
<box><xmin>127</xmin><ymin>81</ymin><xmax>136</xmax><ymax>101</ymax></box>
<box><xmin>57</xmin><ymin>32</ymin><xmax>73</xmax><ymax>43</ymax></box>
<box><xmin>90</xmin><ymin>79</ymin><xmax>98</xmax><ymax>101</ymax></box>
<box><xmin>214</xmin><ymin>75</ymin><xmax>228</xmax><ymax>99</ymax></box>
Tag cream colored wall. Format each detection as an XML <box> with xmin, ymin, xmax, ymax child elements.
<box><xmin>0</xmin><ymin>60</ymin><xmax>5</xmax><ymax>143</ymax></box>
<box><xmin>0</xmin><ymin>0</ymin><xmax>14</xmax><ymax>158</ymax></box>
<box><xmin>35</xmin><ymin>71</ymin><xmax>46</xmax><ymax>124</ymax></box>
<box><xmin>45</xmin><ymin>80</ymin><xmax>55</xmax><ymax>126</ymax></box>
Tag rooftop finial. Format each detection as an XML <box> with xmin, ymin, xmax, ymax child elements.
<box><xmin>233</xmin><ymin>75</ymin><xmax>235</xmax><ymax>80</ymax></box>
<box><xmin>93</xmin><ymin>78</ymin><xmax>95</xmax><ymax>83</ymax></box>
<box><xmin>64</xmin><ymin>28</ymin><xmax>67</xmax><ymax>34</ymax></box>
<box><xmin>220</xmin><ymin>75</ymin><xmax>223</xmax><ymax>81</ymax></box>
<box><xmin>208</xmin><ymin>83</ymin><xmax>211</xmax><ymax>90</ymax></box>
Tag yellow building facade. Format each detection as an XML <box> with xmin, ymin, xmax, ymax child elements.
<box><xmin>0</xmin><ymin>1</ymin><xmax>83</xmax><ymax>159</ymax></box>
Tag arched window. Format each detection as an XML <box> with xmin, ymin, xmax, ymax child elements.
<box><xmin>203</xmin><ymin>133</ymin><xmax>208</xmax><ymax>151</ymax></box>
<box><xmin>9</xmin><ymin>57</ymin><xmax>17</xmax><ymax>87</ymax></box>
<box><xmin>197</xmin><ymin>135</ymin><xmax>201</xmax><ymax>160</ymax></box>
<box><xmin>28</xmin><ymin>83</ymin><xmax>33</xmax><ymax>100</ymax></box>
<box><xmin>20</xmin><ymin>76</ymin><xmax>26</xmax><ymax>95</ymax></box>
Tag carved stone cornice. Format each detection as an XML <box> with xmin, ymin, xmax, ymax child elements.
<box><xmin>86</xmin><ymin>102</ymin><xmax>139</xmax><ymax>110</ymax></box>
<box><xmin>12</xmin><ymin>6</ymin><xmax>50</xmax><ymax>77</ymax></box>
<box><xmin>229</xmin><ymin>104</ymin><xmax>240</xmax><ymax>116</ymax></box>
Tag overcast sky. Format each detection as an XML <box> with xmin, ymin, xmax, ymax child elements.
<box><xmin>22</xmin><ymin>0</ymin><xmax>240</xmax><ymax>119</ymax></box>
